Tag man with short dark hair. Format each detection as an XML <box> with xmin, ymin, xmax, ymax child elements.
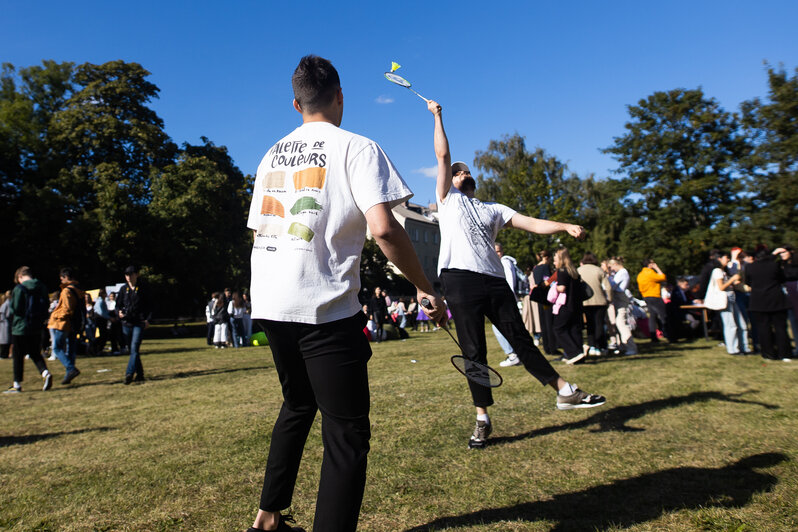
<box><xmin>47</xmin><ymin>267</ymin><xmax>83</xmax><ymax>385</ymax></box>
<box><xmin>426</xmin><ymin>100</ymin><xmax>606</xmax><ymax>450</ymax></box>
<box><xmin>117</xmin><ymin>266</ymin><xmax>151</xmax><ymax>384</ymax></box>
<box><xmin>4</xmin><ymin>266</ymin><xmax>52</xmax><ymax>393</ymax></box>
<box><xmin>246</xmin><ymin>55</ymin><xmax>446</xmax><ymax>532</ymax></box>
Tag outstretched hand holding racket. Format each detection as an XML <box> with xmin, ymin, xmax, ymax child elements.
<box><xmin>421</xmin><ymin>298</ymin><xmax>503</xmax><ymax>388</ymax></box>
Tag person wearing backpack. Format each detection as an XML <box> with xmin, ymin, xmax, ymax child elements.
<box><xmin>47</xmin><ymin>267</ymin><xmax>83</xmax><ymax>385</ymax></box>
<box><xmin>4</xmin><ymin>266</ymin><xmax>53</xmax><ymax>393</ymax></box>
<box><xmin>117</xmin><ymin>266</ymin><xmax>152</xmax><ymax>384</ymax></box>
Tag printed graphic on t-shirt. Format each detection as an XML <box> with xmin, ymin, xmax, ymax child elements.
<box><xmin>261</xmin><ymin>196</ymin><xmax>285</xmax><ymax>217</ymax></box>
<box><xmin>263</xmin><ymin>171</ymin><xmax>286</xmax><ymax>190</ymax></box>
<box><xmin>458</xmin><ymin>195</ymin><xmax>493</xmax><ymax>251</ymax></box>
<box><xmin>254</xmin><ymin>138</ymin><xmax>329</xmax><ymax>250</ymax></box>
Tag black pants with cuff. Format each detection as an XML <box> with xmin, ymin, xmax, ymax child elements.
<box><xmin>440</xmin><ymin>269</ymin><xmax>560</xmax><ymax>408</ymax></box>
<box><xmin>12</xmin><ymin>333</ymin><xmax>47</xmax><ymax>383</ymax></box>
<box><xmin>257</xmin><ymin>312</ymin><xmax>372</xmax><ymax>532</ymax></box>
<box><xmin>584</xmin><ymin>305</ymin><xmax>608</xmax><ymax>350</ymax></box>
<box><xmin>644</xmin><ymin>297</ymin><xmax>668</xmax><ymax>339</ymax></box>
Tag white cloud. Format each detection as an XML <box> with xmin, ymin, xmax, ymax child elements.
<box><xmin>414</xmin><ymin>166</ymin><xmax>438</xmax><ymax>178</ymax></box>
<box><xmin>375</xmin><ymin>95</ymin><xmax>395</xmax><ymax>104</ymax></box>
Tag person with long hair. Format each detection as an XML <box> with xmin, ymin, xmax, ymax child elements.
<box><xmin>578</xmin><ymin>252</ymin><xmax>610</xmax><ymax>356</ymax></box>
<box><xmin>228</xmin><ymin>291</ymin><xmax>247</xmax><ymax>348</ymax></box>
<box><xmin>551</xmin><ymin>248</ymin><xmax>588</xmax><ymax>364</ymax></box>
<box><xmin>704</xmin><ymin>249</ymin><xmax>748</xmax><ymax>354</ymax></box>
<box><xmin>532</xmin><ymin>250</ymin><xmax>558</xmax><ymax>356</ymax></box>
<box><xmin>608</xmin><ymin>257</ymin><xmax>638</xmax><ymax>355</ymax></box>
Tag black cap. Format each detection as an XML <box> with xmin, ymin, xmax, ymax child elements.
<box><xmin>124</xmin><ymin>265</ymin><xmax>138</xmax><ymax>275</ymax></box>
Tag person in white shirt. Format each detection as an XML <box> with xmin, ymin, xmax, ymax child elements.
<box><xmin>245</xmin><ymin>55</ymin><xmax>446</xmax><ymax>532</ymax></box>
<box><xmin>608</xmin><ymin>257</ymin><xmax>638</xmax><ymax>355</ymax></box>
<box><xmin>426</xmin><ymin>99</ymin><xmax>606</xmax><ymax>450</ymax></box>
<box><xmin>492</xmin><ymin>243</ymin><xmax>522</xmax><ymax>367</ymax></box>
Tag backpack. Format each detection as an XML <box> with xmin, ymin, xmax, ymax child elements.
<box><xmin>21</xmin><ymin>285</ymin><xmax>49</xmax><ymax>330</ymax></box>
<box><xmin>65</xmin><ymin>286</ymin><xmax>87</xmax><ymax>335</ymax></box>
<box><xmin>512</xmin><ymin>263</ymin><xmax>530</xmax><ymax>297</ymax></box>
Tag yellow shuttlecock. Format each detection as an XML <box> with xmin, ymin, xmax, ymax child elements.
<box><xmin>391</xmin><ymin>62</ymin><xmax>401</xmax><ymax>72</ymax></box>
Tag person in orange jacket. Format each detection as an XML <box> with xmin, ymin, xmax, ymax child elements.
<box><xmin>637</xmin><ymin>258</ymin><xmax>669</xmax><ymax>342</ymax></box>
<box><xmin>47</xmin><ymin>267</ymin><xmax>83</xmax><ymax>385</ymax></box>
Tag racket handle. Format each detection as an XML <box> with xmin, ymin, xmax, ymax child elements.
<box><xmin>420</xmin><ymin>297</ymin><xmax>432</xmax><ymax>309</ymax></box>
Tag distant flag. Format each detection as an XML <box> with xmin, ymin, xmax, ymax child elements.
<box><xmin>391</xmin><ymin>61</ymin><xmax>401</xmax><ymax>72</ymax></box>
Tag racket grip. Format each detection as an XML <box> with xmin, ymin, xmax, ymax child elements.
<box><xmin>420</xmin><ymin>297</ymin><xmax>432</xmax><ymax>309</ymax></box>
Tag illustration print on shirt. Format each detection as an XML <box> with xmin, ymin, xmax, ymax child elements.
<box><xmin>257</xmin><ymin>137</ymin><xmax>329</xmax><ymax>249</ymax></box>
<box><xmin>458</xmin><ymin>194</ymin><xmax>494</xmax><ymax>252</ymax></box>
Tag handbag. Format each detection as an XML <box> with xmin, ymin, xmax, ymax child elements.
<box><xmin>704</xmin><ymin>269</ymin><xmax>728</xmax><ymax>311</ymax></box>
<box><xmin>581</xmin><ymin>280</ymin><xmax>594</xmax><ymax>300</ymax></box>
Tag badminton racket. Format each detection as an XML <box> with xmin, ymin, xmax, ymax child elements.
<box><xmin>420</xmin><ymin>298</ymin><xmax>503</xmax><ymax>388</ymax></box>
<box><xmin>384</xmin><ymin>71</ymin><xmax>429</xmax><ymax>102</ymax></box>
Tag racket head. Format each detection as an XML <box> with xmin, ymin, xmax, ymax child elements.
<box><xmin>384</xmin><ymin>72</ymin><xmax>412</xmax><ymax>87</ymax></box>
<box><xmin>451</xmin><ymin>355</ymin><xmax>503</xmax><ymax>387</ymax></box>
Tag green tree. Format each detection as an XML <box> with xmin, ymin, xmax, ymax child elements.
<box><xmin>147</xmin><ymin>139</ymin><xmax>253</xmax><ymax>314</ymax></box>
<box><xmin>603</xmin><ymin>88</ymin><xmax>749</xmax><ymax>275</ymax></box>
<box><xmin>740</xmin><ymin>65</ymin><xmax>798</xmax><ymax>247</ymax></box>
<box><xmin>473</xmin><ymin>134</ymin><xmax>580</xmax><ymax>269</ymax></box>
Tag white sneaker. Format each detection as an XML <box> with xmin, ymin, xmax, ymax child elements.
<box><xmin>588</xmin><ymin>347</ymin><xmax>601</xmax><ymax>356</ymax></box>
<box><xmin>499</xmin><ymin>353</ymin><xmax>521</xmax><ymax>367</ymax></box>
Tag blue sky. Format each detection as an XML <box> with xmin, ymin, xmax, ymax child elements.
<box><xmin>3</xmin><ymin>1</ymin><xmax>796</xmax><ymax>206</ymax></box>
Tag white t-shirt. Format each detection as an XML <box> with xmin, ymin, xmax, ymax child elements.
<box><xmin>436</xmin><ymin>186</ymin><xmax>516</xmax><ymax>278</ymax></box>
<box><xmin>247</xmin><ymin>121</ymin><xmax>411</xmax><ymax>324</ymax></box>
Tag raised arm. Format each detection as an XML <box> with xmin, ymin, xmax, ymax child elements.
<box><xmin>427</xmin><ymin>100</ymin><xmax>452</xmax><ymax>202</ymax></box>
<box><xmin>506</xmin><ymin>213</ymin><xmax>585</xmax><ymax>239</ymax></box>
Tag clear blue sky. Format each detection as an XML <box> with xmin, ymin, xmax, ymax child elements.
<box><xmin>3</xmin><ymin>1</ymin><xmax>796</xmax><ymax>206</ymax></box>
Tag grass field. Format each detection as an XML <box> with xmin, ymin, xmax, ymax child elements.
<box><xmin>1</xmin><ymin>327</ymin><xmax>796</xmax><ymax>531</ymax></box>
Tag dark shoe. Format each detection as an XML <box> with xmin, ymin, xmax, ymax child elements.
<box><xmin>134</xmin><ymin>375</ymin><xmax>145</xmax><ymax>383</ymax></box>
<box><xmin>246</xmin><ymin>513</ymin><xmax>305</xmax><ymax>531</ymax></box>
<box><xmin>124</xmin><ymin>374</ymin><xmax>134</xmax><ymax>385</ymax></box>
<box><xmin>3</xmin><ymin>385</ymin><xmax>21</xmax><ymax>394</ymax></box>
<box><xmin>62</xmin><ymin>368</ymin><xmax>81</xmax><ymax>385</ymax></box>
<box><xmin>43</xmin><ymin>372</ymin><xmax>53</xmax><ymax>391</ymax></box>
<box><xmin>557</xmin><ymin>387</ymin><xmax>607</xmax><ymax>410</ymax></box>
<box><xmin>468</xmin><ymin>420</ymin><xmax>492</xmax><ymax>449</ymax></box>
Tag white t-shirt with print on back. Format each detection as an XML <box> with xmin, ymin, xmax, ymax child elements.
<box><xmin>436</xmin><ymin>186</ymin><xmax>516</xmax><ymax>278</ymax></box>
<box><xmin>247</xmin><ymin>121</ymin><xmax>411</xmax><ymax>324</ymax></box>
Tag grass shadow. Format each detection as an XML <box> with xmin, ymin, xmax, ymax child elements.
<box><xmin>148</xmin><ymin>365</ymin><xmax>272</xmax><ymax>381</ymax></box>
<box><xmin>0</xmin><ymin>427</ymin><xmax>115</xmax><ymax>448</ymax></box>
<box><xmin>489</xmin><ymin>391</ymin><xmax>778</xmax><ymax>445</ymax></box>
<box><xmin>405</xmin><ymin>452</ymin><xmax>788</xmax><ymax>532</ymax></box>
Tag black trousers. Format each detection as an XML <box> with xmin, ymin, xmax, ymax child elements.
<box><xmin>12</xmin><ymin>334</ymin><xmax>47</xmax><ymax>383</ymax></box>
<box><xmin>553</xmin><ymin>307</ymin><xmax>583</xmax><ymax>359</ymax></box>
<box><xmin>644</xmin><ymin>297</ymin><xmax>668</xmax><ymax>339</ymax></box>
<box><xmin>752</xmin><ymin>310</ymin><xmax>791</xmax><ymax>358</ymax></box>
<box><xmin>441</xmin><ymin>269</ymin><xmax>559</xmax><ymax>408</ymax></box>
<box><xmin>538</xmin><ymin>303</ymin><xmax>558</xmax><ymax>354</ymax></box>
<box><xmin>257</xmin><ymin>313</ymin><xmax>372</xmax><ymax>532</ymax></box>
<box><xmin>584</xmin><ymin>305</ymin><xmax>608</xmax><ymax>349</ymax></box>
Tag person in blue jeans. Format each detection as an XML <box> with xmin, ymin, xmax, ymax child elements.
<box><xmin>47</xmin><ymin>267</ymin><xmax>83</xmax><ymax>385</ymax></box>
<box><xmin>116</xmin><ymin>266</ymin><xmax>152</xmax><ymax>384</ymax></box>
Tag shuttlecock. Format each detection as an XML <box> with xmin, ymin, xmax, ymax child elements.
<box><xmin>391</xmin><ymin>61</ymin><xmax>401</xmax><ymax>72</ymax></box>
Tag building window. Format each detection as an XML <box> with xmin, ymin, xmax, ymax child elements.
<box><xmin>424</xmin><ymin>230</ymin><xmax>429</xmax><ymax>243</ymax></box>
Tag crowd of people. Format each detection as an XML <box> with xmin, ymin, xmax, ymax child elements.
<box><xmin>1</xmin><ymin>265</ymin><xmax>152</xmax><ymax>392</ymax></box>
<box><xmin>491</xmin><ymin>244</ymin><xmax>798</xmax><ymax>367</ymax></box>
<box><xmin>204</xmin><ymin>288</ymin><xmax>253</xmax><ymax>349</ymax></box>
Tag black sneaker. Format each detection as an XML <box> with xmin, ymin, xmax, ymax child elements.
<box><xmin>62</xmin><ymin>368</ymin><xmax>80</xmax><ymax>385</ymax></box>
<box><xmin>43</xmin><ymin>372</ymin><xmax>53</xmax><ymax>391</ymax></box>
<box><xmin>468</xmin><ymin>420</ymin><xmax>492</xmax><ymax>449</ymax></box>
<box><xmin>557</xmin><ymin>387</ymin><xmax>606</xmax><ymax>410</ymax></box>
<box><xmin>3</xmin><ymin>385</ymin><xmax>21</xmax><ymax>394</ymax></box>
<box><xmin>124</xmin><ymin>374</ymin><xmax>134</xmax><ymax>385</ymax></box>
<box><xmin>246</xmin><ymin>513</ymin><xmax>305</xmax><ymax>532</ymax></box>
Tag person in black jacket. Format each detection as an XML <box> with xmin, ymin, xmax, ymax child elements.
<box><xmin>116</xmin><ymin>266</ymin><xmax>152</xmax><ymax>384</ymax></box>
<box><xmin>745</xmin><ymin>246</ymin><xmax>797</xmax><ymax>360</ymax></box>
<box><xmin>367</xmin><ymin>287</ymin><xmax>388</xmax><ymax>343</ymax></box>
